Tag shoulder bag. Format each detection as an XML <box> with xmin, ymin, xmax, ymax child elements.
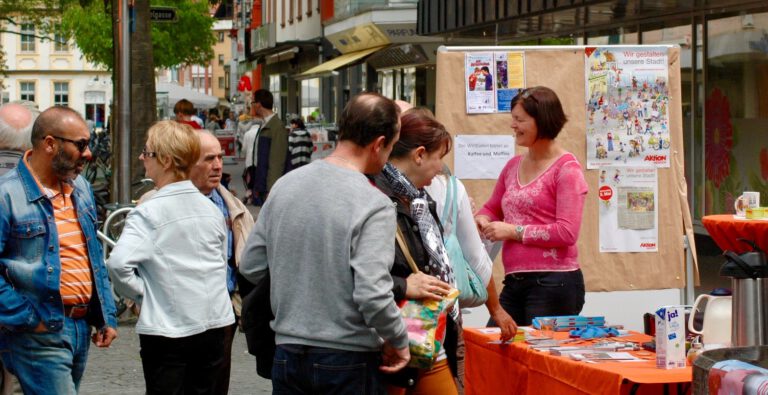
<box><xmin>441</xmin><ymin>175</ymin><xmax>488</xmax><ymax>308</ymax></box>
<box><xmin>394</xmin><ymin>225</ymin><xmax>459</xmax><ymax>370</ymax></box>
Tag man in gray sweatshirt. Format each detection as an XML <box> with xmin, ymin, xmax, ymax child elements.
<box><xmin>239</xmin><ymin>92</ymin><xmax>409</xmax><ymax>393</ymax></box>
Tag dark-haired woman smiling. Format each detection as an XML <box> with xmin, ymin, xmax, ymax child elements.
<box><xmin>475</xmin><ymin>86</ymin><xmax>588</xmax><ymax>327</ymax></box>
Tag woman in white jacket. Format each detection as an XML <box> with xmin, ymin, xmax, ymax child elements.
<box><xmin>107</xmin><ymin>121</ymin><xmax>235</xmax><ymax>394</ymax></box>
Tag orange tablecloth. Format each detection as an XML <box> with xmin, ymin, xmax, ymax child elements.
<box><xmin>702</xmin><ymin>215</ymin><xmax>768</xmax><ymax>254</ymax></box>
<box><xmin>464</xmin><ymin>328</ymin><xmax>692</xmax><ymax>395</ymax></box>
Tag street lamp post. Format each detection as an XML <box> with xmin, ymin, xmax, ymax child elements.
<box><xmin>118</xmin><ymin>0</ymin><xmax>131</xmax><ymax>203</ymax></box>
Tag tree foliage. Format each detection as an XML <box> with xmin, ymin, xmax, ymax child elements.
<box><xmin>61</xmin><ymin>0</ymin><xmax>216</xmax><ymax>70</ymax></box>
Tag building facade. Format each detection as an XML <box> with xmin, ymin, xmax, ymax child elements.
<box><xmin>1</xmin><ymin>21</ymin><xmax>112</xmax><ymax>128</ymax></box>
<box><xmin>236</xmin><ymin>0</ymin><xmax>449</xmax><ymax>124</ymax></box>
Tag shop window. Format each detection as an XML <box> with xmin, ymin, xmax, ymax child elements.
<box><xmin>402</xmin><ymin>67</ymin><xmax>416</xmax><ymax>103</ymax></box>
<box><xmin>703</xmin><ymin>11</ymin><xmax>768</xmax><ymax>216</ymax></box>
<box><xmin>20</xmin><ymin>82</ymin><xmax>35</xmax><ymax>102</ymax></box>
<box><xmin>300</xmin><ymin>78</ymin><xmax>320</xmax><ymax>122</ymax></box>
<box><xmin>20</xmin><ymin>23</ymin><xmax>35</xmax><ymax>52</ymax></box>
<box><xmin>269</xmin><ymin>74</ymin><xmax>282</xmax><ymax>117</ymax></box>
<box><xmin>380</xmin><ymin>70</ymin><xmax>394</xmax><ymax>99</ymax></box>
<box><xmin>54</xmin><ymin>82</ymin><xmax>69</xmax><ymax>107</ymax></box>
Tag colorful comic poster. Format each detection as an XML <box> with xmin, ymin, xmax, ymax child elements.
<box><xmin>585</xmin><ymin>47</ymin><xmax>671</xmax><ymax>169</ymax></box>
<box><xmin>495</xmin><ymin>52</ymin><xmax>525</xmax><ymax>112</ymax></box>
<box><xmin>598</xmin><ymin>166</ymin><xmax>658</xmax><ymax>252</ymax></box>
<box><xmin>465</xmin><ymin>52</ymin><xmax>495</xmax><ymax>113</ymax></box>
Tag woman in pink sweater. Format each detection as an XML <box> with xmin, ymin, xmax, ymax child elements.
<box><xmin>475</xmin><ymin>86</ymin><xmax>588</xmax><ymax>326</ymax></box>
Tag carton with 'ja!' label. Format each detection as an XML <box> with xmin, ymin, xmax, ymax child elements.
<box><xmin>655</xmin><ymin>306</ymin><xmax>686</xmax><ymax>369</ymax></box>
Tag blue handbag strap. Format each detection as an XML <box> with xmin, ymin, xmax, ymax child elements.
<box><xmin>440</xmin><ymin>176</ymin><xmax>460</xmax><ymax>238</ymax></box>
<box><xmin>441</xmin><ymin>176</ymin><xmax>452</xmax><ymax>224</ymax></box>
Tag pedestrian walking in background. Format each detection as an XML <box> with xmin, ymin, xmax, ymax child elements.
<box><xmin>107</xmin><ymin>121</ymin><xmax>234</xmax><ymax>395</ymax></box>
<box><xmin>0</xmin><ymin>106</ymin><xmax>118</xmax><ymax>394</ymax></box>
<box><xmin>288</xmin><ymin>117</ymin><xmax>312</xmax><ymax>169</ymax></box>
<box><xmin>173</xmin><ymin>99</ymin><xmax>202</xmax><ymax>129</ymax></box>
<box><xmin>249</xmin><ymin>89</ymin><xmax>289</xmax><ymax>205</ymax></box>
<box><xmin>239</xmin><ymin>92</ymin><xmax>410</xmax><ymax>393</ymax></box>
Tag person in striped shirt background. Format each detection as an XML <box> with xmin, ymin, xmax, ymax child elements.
<box><xmin>288</xmin><ymin>118</ymin><xmax>313</xmax><ymax>169</ymax></box>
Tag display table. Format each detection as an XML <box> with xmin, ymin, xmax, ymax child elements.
<box><xmin>702</xmin><ymin>215</ymin><xmax>768</xmax><ymax>254</ymax></box>
<box><xmin>464</xmin><ymin>328</ymin><xmax>692</xmax><ymax>395</ymax></box>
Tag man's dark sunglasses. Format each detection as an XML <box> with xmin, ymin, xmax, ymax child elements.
<box><xmin>51</xmin><ymin>135</ymin><xmax>90</xmax><ymax>153</ymax></box>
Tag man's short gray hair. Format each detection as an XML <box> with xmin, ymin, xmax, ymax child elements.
<box><xmin>0</xmin><ymin>103</ymin><xmax>38</xmax><ymax>151</ymax></box>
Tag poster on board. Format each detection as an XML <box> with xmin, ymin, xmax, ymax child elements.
<box><xmin>465</xmin><ymin>52</ymin><xmax>496</xmax><ymax>113</ymax></box>
<box><xmin>585</xmin><ymin>47</ymin><xmax>671</xmax><ymax>169</ymax></box>
<box><xmin>598</xmin><ymin>166</ymin><xmax>658</xmax><ymax>252</ymax></box>
<box><xmin>454</xmin><ymin>135</ymin><xmax>515</xmax><ymax>179</ymax></box>
<box><xmin>495</xmin><ymin>52</ymin><xmax>526</xmax><ymax>112</ymax></box>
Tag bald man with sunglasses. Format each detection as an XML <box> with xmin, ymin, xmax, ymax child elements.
<box><xmin>0</xmin><ymin>106</ymin><xmax>118</xmax><ymax>394</ymax></box>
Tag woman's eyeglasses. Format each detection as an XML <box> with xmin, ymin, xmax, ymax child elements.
<box><xmin>51</xmin><ymin>135</ymin><xmax>90</xmax><ymax>153</ymax></box>
<box><xmin>141</xmin><ymin>147</ymin><xmax>157</xmax><ymax>158</ymax></box>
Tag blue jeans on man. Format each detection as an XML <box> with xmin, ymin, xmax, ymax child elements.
<box><xmin>272</xmin><ymin>344</ymin><xmax>386</xmax><ymax>395</ymax></box>
<box><xmin>1</xmin><ymin>317</ymin><xmax>91</xmax><ymax>394</ymax></box>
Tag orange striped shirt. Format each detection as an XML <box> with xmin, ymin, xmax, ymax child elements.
<box><xmin>24</xmin><ymin>152</ymin><xmax>92</xmax><ymax>305</ymax></box>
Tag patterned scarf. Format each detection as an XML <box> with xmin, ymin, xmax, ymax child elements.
<box><xmin>381</xmin><ymin>163</ymin><xmax>456</xmax><ymax>292</ymax></box>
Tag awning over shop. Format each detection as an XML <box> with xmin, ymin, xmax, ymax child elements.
<box><xmin>297</xmin><ymin>46</ymin><xmax>387</xmax><ymax>79</ymax></box>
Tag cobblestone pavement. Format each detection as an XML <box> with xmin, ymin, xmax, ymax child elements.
<box><xmin>78</xmin><ymin>322</ymin><xmax>272</xmax><ymax>394</ymax></box>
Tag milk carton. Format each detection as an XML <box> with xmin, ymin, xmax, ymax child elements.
<box><xmin>655</xmin><ymin>305</ymin><xmax>686</xmax><ymax>369</ymax></box>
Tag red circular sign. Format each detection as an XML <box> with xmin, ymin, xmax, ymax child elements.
<box><xmin>599</xmin><ymin>185</ymin><xmax>613</xmax><ymax>201</ymax></box>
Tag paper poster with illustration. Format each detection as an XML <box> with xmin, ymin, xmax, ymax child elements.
<box><xmin>598</xmin><ymin>166</ymin><xmax>658</xmax><ymax>252</ymax></box>
<box><xmin>465</xmin><ymin>52</ymin><xmax>496</xmax><ymax>113</ymax></box>
<box><xmin>585</xmin><ymin>47</ymin><xmax>671</xmax><ymax>169</ymax></box>
<box><xmin>495</xmin><ymin>52</ymin><xmax>525</xmax><ymax>112</ymax></box>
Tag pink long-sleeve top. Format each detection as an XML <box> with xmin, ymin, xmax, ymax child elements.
<box><xmin>477</xmin><ymin>152</ymin><xmax>588</xmax><ymax>274</ymax></box>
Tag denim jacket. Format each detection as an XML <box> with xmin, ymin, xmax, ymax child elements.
<box><xmin>0</xmin><ymin>157</ymin><xmax>117</xmax><ymax>336</ymax></box>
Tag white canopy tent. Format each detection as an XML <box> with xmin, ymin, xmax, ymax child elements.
<box><xmin>156</xmin><ymin>82</ymin><xmax>219</xmax><ymax>109</ymax></box>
